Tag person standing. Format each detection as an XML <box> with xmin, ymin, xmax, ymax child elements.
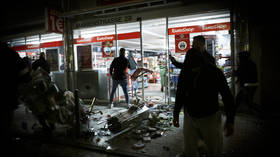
<box><xmin>234</xmin><ymin>51</ymin><xmax>258</xmax><ymax>110</ymax></box>
<box><xmin>32</xmin><ymin>52</ymin><xmax>50</xmax><ymax>74</ymax></box>
<box><xmin>172</xmin><ymin>36</ymin><xmax>235</xmax><ymax>157</ymax></box>
<box><xmin>1</xmin><ymin>42</ymin><xmax>25</xmax><ymax>155</ymax></box>
<box><xmin>109</xmin><ymin>48</ymin><xmax>130</xmax><ymax>108</ymax></box>
<box><xmin>128</xmin><ymin>50</ymin><xmax>138</xmax><ymax>97</ymax></box>
<box><xmin>159</xmin><ymin>55</ymin><xmax>167</xmax><ymax>92</ymax></box>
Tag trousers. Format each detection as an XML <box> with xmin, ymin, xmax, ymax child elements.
<box><xmin>183</xmin><ymin>112</ymin><xmax>222</xmax><ymax>157</ymax></box>
<box><xmin>129</xmin><ymin>69</ymin><xmax>138</xmax><ymax>92</ymax></box>
<box><xmin>110</xmin><ymin>79</ymin><xmax>130</xmax><ymax>104</ymax></box>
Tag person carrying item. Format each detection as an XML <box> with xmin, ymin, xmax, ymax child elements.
<box><xmin>109</xmin><ymin>48</ymin><xmax>130</xmax><ymax>108</ymax></box>
<box><xmin>32</xmin><ymin>52</ymin><xmax>50</xmax><ymax>74</ymax></box>
<box><xmin>128</xmin><ymin>50</ymin><xmax>138</xmax><ymax>97</ymax></box>
<box><xmin>172</xmin><ymin>35</ymin><xmax>235</xmax><ymax>157</ymax></box>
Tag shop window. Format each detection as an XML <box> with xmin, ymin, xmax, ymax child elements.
<box><xmin>74</xmin><ymin>25</ymin><xmax>116</xmax><ymax>72</ymax></box>
<box><xmin>168</xmin><ymin>11</ymin><xmax>232</xmax><ymax>98</ymax></box>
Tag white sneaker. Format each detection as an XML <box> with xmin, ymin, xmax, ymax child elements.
<box><xmin>127</xmin><ymin>103</ymin><xmax>132</xmax><ymax>108</ymax></box>
<box><xmin>108</xmin><ymin>103</ymin><xmax>114</xmax><ymax>109</ymax></box>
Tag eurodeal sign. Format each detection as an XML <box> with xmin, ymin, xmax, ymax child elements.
<box><xmin>74</xmin><ymin>35</ymin><xmax>115</xmax><ymax>44</ymax></box>
<box><xmin>12</xmin><ymin>41</ymin><xmax>63</xmax><ymax>51</ymax></box>
<box><xmin>73</xmin><ymin>15</ymin><xmax>134</xmax><ymax>29</ymax></box>
<box><xmin>168</xmin><ymin>22</ymin><xmax>230</xmax><ymax>35</ymax></box>
<box><xmin>74</xmin><ymin>32</ymin><xmax>140</xmax><ymax>44</ymax></box>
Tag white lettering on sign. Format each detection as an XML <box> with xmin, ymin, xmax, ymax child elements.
<box><xmin>172</xmin><ymin>28</ymin><xmax>194</xmax><ymax>34</ymax></box>
<box><xmin>97</xmin><ymin>36</ymin><xmax>114</xmax><ymax>41</ymax></box>
<box><xmin>47</xmin><ymin>8</ymin><xmax>64</xmax><ymax>34</ymax></box>
<box><xmin>27</xmin><ymin>45</ymin><xmax>39</xmax><ymax>49</ymax></box>
<box><xmin>50</xmin><ymin>16</ymin><xmax>56</xmax><ymax>32</ymax></box>
<box><xmin>203</xmin><ymin>24</ymin><xmax>227</xmax><ymax>30</ymax></box>
<box><xmin>77</xmin><ymin>38</ymin><xmax>91</xmax><ymax>43</ymax></box>
<box><xmin>74</xmin><ymin>16</ymin><xmax>133</xmax><ymax>29</ymax></box>
<box><xmin>56</xmin><ymin>18</ymin><xmax>64</xmax><ymax>33</ymax></box>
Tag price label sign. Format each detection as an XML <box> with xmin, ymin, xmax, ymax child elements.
<box><xmin>175</xmin><ymin>34</ymin><xmax>190</xmax><ymax>53</ymax></box>
<box><xmin>45</xmin><ymin>8</ymin><xmax>64</xmax><ymax>34</ymax></box>
<box><xmin>102</xmin><ymin>40</ymin><xmax>114</xmax><ymax>57</ymax></box>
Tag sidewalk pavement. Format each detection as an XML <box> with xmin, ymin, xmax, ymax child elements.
<box><xmin>10</xmin><ymin>104</ymin><xmax>266</xmax><ymax>157</ymax></box>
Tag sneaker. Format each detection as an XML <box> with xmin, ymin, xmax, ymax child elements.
<box><xmin>128</xmin><ymin>103</ymin><xmax>133</xmax><ymax>108</ymax></box>
<box><xmin>108</xmin><ymin>103</ymin><xmax>114</xmax><ymax>109</ymax></box>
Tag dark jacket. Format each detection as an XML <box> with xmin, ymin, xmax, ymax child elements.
<box><xmin>171</xmin><ymin>49</ymin><xmax>216</xmax><ymax>69</ymax></box>
<box><xmin>173</xmin><ymin>48</ymin><xmax>235</xmax><ymax>123</ymax></box>
<box><xmin>236</xmin><ymin>59</ymin><xmax>258</xmax><ymax>87</ymax></box>
<box><xmin>110</xmin><ymin>56</ymin><xmax>129</xmax><ymax>80</ymax></box>
<box><xmin>32</xmin><ymin>58</ymin><xmax>50</xmax><ymax>74</ymax></box>
<box><xmin>2</xmin><ymin>44</ymin><xmax>25</xmax><ymax>110</ymax></box>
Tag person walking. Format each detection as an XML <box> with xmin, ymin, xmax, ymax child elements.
<box><xmin>172</xmin><ymin>35</ymin><xmax>236</xmax><ymax>157</ymax></box>
<box><xmin>32</xmin><ymin>52</ymin><xmax>50</xmax><ymax>74</ymax></box>
<box><xmin>109</xmin><ymin>48</ymin><xmax>130</xmax><ymax>108</ymax></box>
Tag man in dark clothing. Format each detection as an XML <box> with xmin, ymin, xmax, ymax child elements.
<box><xmin>171</xmin><ymin>36</ymin><xmax>235</xmax><ymax>157</ymax></box>
<box><xmin>32</xmin><ymin>52</ymin><xmax>50</xmax><ymax>74</ymax></box>
<box><xmin>109</xmin><ymin>48</ymin><xmax>130</xmax><ymax>108</ymax></box>
<box><xmin>234</xmin><ymin>51</ymin><xmax>258</xmax><ymax>109</ymax></box>
<box><xmin>1</xmin><ymin>42</ymin><xmax>25</xmax><ymax>155</ymax></box>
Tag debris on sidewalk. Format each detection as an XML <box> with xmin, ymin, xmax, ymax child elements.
<box><xmin>18</xmin><ymin>68</ymin><xmax>87</xmax><ymax>133</ymax></box>
<box><xmin>107</xmin><ymin>105</ymin><xmax>149</xmax><ymax>133</ymax></box>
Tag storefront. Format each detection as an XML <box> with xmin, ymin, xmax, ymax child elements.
<box><xmin>9</xmin><ymin>33</ymin><xmax>63</xmax><ymax>71</ymax></box>
<box><xmin>69</xmin><ymin>9</ymin><xmax>232</xmax><ymax>103</ymax></box>
<box><xmin>3</xmin><ymin>1</ymin><xmax>241</xmax><ymax>156</ymax></box>
<box><xmin>6</xmin><ymin>7</ymin><xmax>233</xmax><ymax>104</ymax></box>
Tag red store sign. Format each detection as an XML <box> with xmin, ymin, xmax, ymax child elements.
<box><xmin>46</xmin><ymin>8</ymin><xmax>64</xmax><ymax>34</ymax></box>
<box><xmin>11</xmin><ymin>32</ymin><xmax>140</xmax><ymax>51</ymax></box>
<box><xmin>12</xmin><ymin>41</ymin><xmax>63</xmax><ymax>51</ymax></box>
<box><xmin>102</xmin><ymin>41</ymin><xmax>114</xmax><ymax>57</ymax></box>
<box><xmin>175</xmin><ymin>34</ymin><xmax>190</xmax><ymax>53</ymax></box>
<box><xmin>74</xmin><ymin>32</ymin><xmax>140</xmax><ymax>44</ymax></box>
<box><xmin>12</xmin><ymin>44</ymin><xmax>40</xmax><ymax>51</ymax></box>
<box><xmin>168</xmin><ymin>22</ymin><xmax>230</xmax><ymax>35</ymax></box>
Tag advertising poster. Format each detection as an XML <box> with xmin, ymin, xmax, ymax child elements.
<box><xmin>77</xmin><ymin>45</ymin><xmax>92</xmax><ymax>70</ymax></box>
<box><xmin>46</xmin><ymin>49</ymin><xmax>59</xmax><ymax>71</ymax></box>
<box><xmin>102</xmin><ymin>41</ymin><xmax>114</xmax><ymax>57</ymax></box>
<box><xmin>175</xmin><ymin>34</ymin><xmax>190</xmax><ymax>53</ymax></box>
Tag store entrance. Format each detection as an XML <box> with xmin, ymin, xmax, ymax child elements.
<box><xmin>141</xmin><ymin>18</ymin><xmax>167</xmax><ymax>104</ymax></box>
<box><xmin>71</xmin><ymin>11</ymin><xmax>232</xmax><ymax>105</ymax></box>
<box><xmin>112</xmin><ymin>19</ymin><xmax>167</xmax><ymax>105</ymax></box>
<box><xmin>139</xmin><ymin>12</ymin><xmax>232</xmax><ymax>105</ymax></box>
<box><xmin>167</xmin><ymin>12</ymin><xmax>232</xmax><ymax>103</ymax></box>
